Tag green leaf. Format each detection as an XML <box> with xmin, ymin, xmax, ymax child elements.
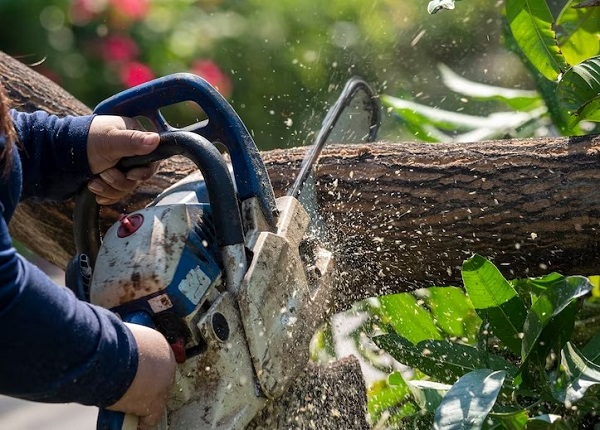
<box><xmin>489</xmin><ymin>409</ymin><xmax>529</xmax><ymax>430</ymax></box>
<box><xmin>438</xmin><ymin>64</ymin><xmax>543</xmax><ymax>111</ymax></box>
<box><xmin>374</xmin><ymin>334</ymin><xmax>516</xmax><ymax>383</ymax></box>
<box><xmin>553</xmin><ymin>342</ymin><xmax>600</xmax><ymax>404</ymax></box>
<box><xmin>379</xmin><ymin>293</ymin><xmax>443</xmax><ymax>344</ymax></box>
<box><xmin>462</xmin><ymin>255</ymin><xmax>520</xmax><ymax>308</ymax></box>
<box><xmin>433</xmin><ymin>369</ymin><xmax>506</xmax><ymax>430</ymax></box>
<box><xmin>426</xmin><ymin>286</ymin><xmax>482</xmax><ymax>342</ymax></box>
<box><xmin>502</xmin><ymin>19</ymin><xmax>575</xmax><ymax>135</ymax></box>
<box><xmin>505</xmin><ymin>0</ymin><xmax>568</xmax><ymax>81</ymax></box>
<box><xmin>526</xmin><ymin>414</ymin><xmax>571</xmax><ymax>429</ymax></box>
<box><xmin>532</xmin><ymin>300</ymin><xmax>578</xmax><ymax>365</ymax></box>
<box><xmin>382</xmin><ymin>95</ymin><xmax>497</xmax><ymax>131</ymax></box>
<box><xmin>556</xmin><ymin>55</ymin><xmax>600</xmax><ymax>127</ymax></box>
<box><xmin>511</xmin><ymin>272</ymin><xmax>566</xmax><ymax>299</ymax></box>
<box><xmin>581</xmin><ymin>331</ymin><xmax>600</xmax><ymax>364</ymax></box>
<box><xmin>402</xmin><ymin>117</ymin><xmax>453</xmax><ymax>143</ymax></box>
<box><xmin>462</xmin><ymin>255</ymin><xmax>527</xmax><ymax>354</ymax></box>
<box><xmin>556</xmin><ymin>0</ymin><xmax>600</xmax><ymax>65</ymax></box>
<box><xmin>407</xmin><ymin>380</ymin><xmax>451</xmax><ymax>412</ymax></box>
<box><xmin>521</xmin><ymin>275</ymin><xmax>592</xmax><ymax>364</ymax></box>
<box><xmin>382</xmin><ymin>95</ymin><xmax>547</xmax><ymax>140</ymax></box>
<box><xmin>367</xmin><ymin>371</ymin><xmax>418</xmax><ymax>423</ymax></box>
<box><xmin>374</xmin><ymin>335</ymin><xmax>471</xmax><ymax>382</ymax></box>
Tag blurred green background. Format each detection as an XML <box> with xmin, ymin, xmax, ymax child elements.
<box><xmin>0</xmin><ymin>0</ymin><xmax>529</xmax><ymax>150</ymax></box>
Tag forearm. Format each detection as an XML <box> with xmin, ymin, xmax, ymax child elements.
<box><xmin>0</xmin><ymin>215</ymin><xmax>138</xmax><ymax>406</ymax></box>
<box><xmin>10</xmin><ymin>110</ymin><xmax>94</xmax><ymax>201</ymax></box>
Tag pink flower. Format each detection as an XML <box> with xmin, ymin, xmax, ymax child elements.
<box><xmin>119</xmin><ymin>61</ymin><xmax>154</xmax><ymax>87</ymax></box>
<box><xmin>69</xmin><ymin>0</ymin><xmax>108</xmax><ymax>25</ymax></box>
<box><xmin>191</xmin><ymin>60</ymin><xmax>232</xmax><ymax>98</ymax></box>
<box><xmin>109</xmin><ymin>0</ymin><xmax>150</xmax><ymax>20</ymax></box>
<box><xmin>100</xmin><ymin>35</ymin><xmax>139</xmax><ymax>63</ymax></box>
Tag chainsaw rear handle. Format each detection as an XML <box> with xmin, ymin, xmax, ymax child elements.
<box><xmin>94</xmin><ymin>73</ymin><xmax>277</xmax><ymax>225</ymax></box>
<box><xmin>74</xmin><ymin>131</ymin><xmax>244</xmax><ymax>267</ymax></box>
<box><xmin>75</xmin><ymin>132</ymin><xmax>235</xmax><ymax>430</ymax></box>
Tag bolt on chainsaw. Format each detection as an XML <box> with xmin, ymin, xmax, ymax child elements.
<box><xmin>66</xmin><ymin>73</ymin><xmax>380</xmax><ymax>430</ymax></box>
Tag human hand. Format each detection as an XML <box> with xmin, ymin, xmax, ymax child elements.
<box><xmin>108</xmin><ymin>324</ymin><xmax>176</xmax><ymax>430</ymax></box>
<box><xmin>86</xmin><ymin>115</ymin><xmax>161</xmax><ymax>205</ymax></box>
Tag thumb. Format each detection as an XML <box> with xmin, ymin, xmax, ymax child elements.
<box><xmin>104</xmin><ymin>129</ymin><xmax>160</xmax><ymax>161</ymax></box>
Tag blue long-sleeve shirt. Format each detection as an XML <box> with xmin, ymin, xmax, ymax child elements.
<box><xmin>0</xmin><ymin>110</ymin><xmax>138</xmax><ymax>407</ymax></box>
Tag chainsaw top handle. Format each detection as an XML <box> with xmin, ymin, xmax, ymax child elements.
<box><xmin>94</xmin><ymin>73</ymin><xmax>277</xmax><ymax>226</ymax></box>
<box><xmin>74</xmin><ymin>131</ymin><xmax>244</xmax><ymax>267</ymax></box>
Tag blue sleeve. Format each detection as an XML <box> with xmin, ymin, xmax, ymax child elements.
<box><xmin>0</xmin><ymin>112</ymin><xmax>139</xmax><ymax>407</ymax></box>
<box><xmin>10</xmin><ymin>110</ymin><xmax>94</xmax><ymax>201</ymax></box>
<box><xmin>0</xmin><ymin>211</ymin><xmax>138</xmax><ymax>406</ymax></box>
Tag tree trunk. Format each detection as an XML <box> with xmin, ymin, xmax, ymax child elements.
<box><xmin>263</xmin><ymin>136</ymin><xmax>600</xmax><ymax>309</ymax></box>
<box><xmin>4</xmin><ymin>51</ymin><xmax>600</xmax><ymax>428</ymax></box>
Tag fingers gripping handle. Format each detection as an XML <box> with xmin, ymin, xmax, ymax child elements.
<box><xmin>118</xmin><ymin>132</ymin><xmax>245</xmax><ymax>247</ymax></box>
<box><xmin>93</xmin><ymin>72</ymin><xmax>277</xmax><ymax>225</ymax></box>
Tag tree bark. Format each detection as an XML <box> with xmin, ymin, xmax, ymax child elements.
<box><xmin>4</xmin><ymin>51</ymin><xmax>600</xmax><ymax>428</ymax></box>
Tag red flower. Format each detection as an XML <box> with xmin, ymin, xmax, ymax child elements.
<box><xmin>119</xmin><ymin>61</ymin><xmax>154</xmax><ymax>87</ymax></box>
<box><xmin>100</xmin><ymin>35</ymin><xmax>139</xmax><ymax>63</ymax></box>
<box><xmin>191</xmin><ymin>60</ymin><xmax>232</xmax><ymax>98</ymax></box>
<box><xmin>109</xmin><ymin>0</ymin><xmax>150</xmax><ymax>20</ymax></box>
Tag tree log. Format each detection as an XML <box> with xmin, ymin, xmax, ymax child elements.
<box><xmin>4</xmin><ymin>51</ymin><xmax>600</xmax><ymax>428</ymax></box>
<box><xmin>265</xmin><ymin>135</ymin><xmax>600</xmax><ymax>310</ymax></box>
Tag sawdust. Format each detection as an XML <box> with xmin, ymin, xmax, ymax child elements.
<box><xmin>247</xmin><ymin>356</ymin><xmax>369</xmax><ymax>429</ymax></box>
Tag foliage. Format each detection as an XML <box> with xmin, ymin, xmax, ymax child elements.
<box><xmin>0</xmin><ymin>0</ymin><xmax>505</xmax><ymax>150</ymax></box>
<box><xmin>366</xmin><ymin>9</ymin><xmax>600</xmax><ymax>426</ymax></box>
<box><xmin>365</xmin><ymin>255</ymin><xmax>600</xmax><ymax>429</ymax></box>
<box><xmin>385</xmin><ymin>0</ymin><xmax>600</xmax><ymax>141</ymax></box>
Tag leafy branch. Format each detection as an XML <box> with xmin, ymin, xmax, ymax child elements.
<box><xmin>393</xmin><ymin>0</ymin><xmax>600</xmax><ymax>142</ymax></box>
<box><xmin>368</xmin><ymin>256</ymin><xmax>599</xmax><ymax>429</ymax></box>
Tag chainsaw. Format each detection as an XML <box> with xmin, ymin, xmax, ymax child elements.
<box><xmin>66</xmin><ymin>73</ymin><xmax>380</xmax><ymax>430</ymax></box>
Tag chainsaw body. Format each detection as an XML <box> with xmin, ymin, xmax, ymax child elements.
<box><xmin>90</xmin><ymin>187</ymin><xmax>333</xmax><ymax>429</ymax></box>
<box><xmin>66</xmin><ymin>73</ymin><xmax>356</xmax><ymax>429</ymax></box>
